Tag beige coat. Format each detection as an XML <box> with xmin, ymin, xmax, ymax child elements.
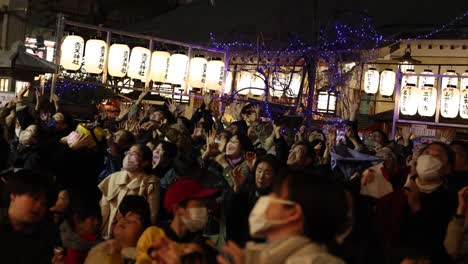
<box><xmin>245</xmin><ymin>236</ymin><xmax>345</xmax><ymax>264</ymax></box>
<box><xmin>99</xmin><ymin>170</ymin><xmax>160</xmax><ymax>237</ymax></box>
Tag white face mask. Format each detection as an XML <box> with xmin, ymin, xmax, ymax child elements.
<box><xmin>416</xmin><ymin>154</ymin><xmax>443</xmax><ymax>181</ymax></box>
<box><xmin>182</xmin><ymin>207</ymin><xmax>208</xmax><ymax>232</ymax></box>
<box><xmin>19</xmin><ymin>130</ymin><xmax>34</xmax><ymax>146</ymax></box>
<box><xmin>248</xmin><ymin>196</ymin><xmax>295</xmax><ymax>238</ymax></box>
<box><xmin>123</xmin><ymin>154</ymin><xmax>140</xmax><ymax>172</ymax></box>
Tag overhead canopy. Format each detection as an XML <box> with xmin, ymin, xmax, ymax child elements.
<box><xmin>0</xmin><ymin>41</ymin><xmax>57</xmax><ymax>80</ymax></box>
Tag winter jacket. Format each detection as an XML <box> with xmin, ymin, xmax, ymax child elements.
<box><xmin>99</xmin><ymin>170</ymin><xmax>160</xmax><ymax>237</ymax></box>
<box><xmin>245</xmin><ymin>236</ymin><xmax>345</xmax><ymax>264</ymax></box>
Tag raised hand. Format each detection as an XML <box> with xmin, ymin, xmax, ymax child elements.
<box><xmin>166</xmin><ymin>99</ymin><xmax>177</xmax><ymax>114</ymax></box>
<box><xmin>118</xmin><ymin>103</ymin><xmax>131</xmax><ymax>120</ymax></box>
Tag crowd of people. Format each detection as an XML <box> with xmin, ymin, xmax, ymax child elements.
<box><xmin>0</xmin><ymin>85</ymin><xmax>467</xmax><ymax>264</ymax></box>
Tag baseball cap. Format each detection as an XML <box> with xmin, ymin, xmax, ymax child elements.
<box><xmin>164</xmin><ymin>179</ymin><xmax>218</xmax><ymax>214</ymax></box>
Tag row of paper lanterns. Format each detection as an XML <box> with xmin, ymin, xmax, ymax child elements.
<box><xmin>59</xmin><ymin>35</ymin><xmax>225</xmax><ymax>91</ymax></box>
<box><xmin>364</xmin><ymin>68</ymin><xmax>468</xmax><ymax>96</ymax></box>
<box><xmin>398</xmin><ymin>70</ymin><xmax>468</xmax><ymax>119</ymax></box>
<box><xmin>235</xmin><ymin>70</ymin><xmax>302</xmax><ymax>97</ymax></box>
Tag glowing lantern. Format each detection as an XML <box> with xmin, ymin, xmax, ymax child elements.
<box><xmin>150</xmin><ymin>51</ymin><xmax>170</xmax><ymax>83</ymax></box>
<box><xmin>402</xmin><ymin>69</ymin><xmax>417</xmax><ymax>87</ymax></box>
<box><xmin>270</xmin><ymin>72</ymin><xmax>287</xmax><ymax>97</ymax></box>
<box><xmin>418</xmin><ymin>69</ymin><xmax>436</xmax><ymax>89</ymax></box>
<box><xmin>379</xmin><ymin>69</ymin><xmax>396</xmax><ymax>96</ymax></box>
<box><xmin>441</xmin><ymin>70</ymin><xmax>458</xmax><ymax>90</ymax></box>
<box><xmin>166</xmin><ymin>53</ymin><xmax>189</xmax><ymax>85</ymax></box>
<box><xmin>400</xmin><ymin>63</ymin><xmax>414</xmax><ymax>74</ymax></box>
<box><xmin>188</xmin><ymin>55</ymin><xmax>208</xmax><ymax>88</ymax></box>
<box><xmin>60</xmin><ymin>35</ymin><xmax>84</xmax><ymax>71</ymax></box>
<box><xmin>440</xmin><ymin>85</ymin><xmax>460</xmax><ymax>118</ymax></box>
<box><xmin>460</xmin><ymin>87</ymin><xmax>468</xmax><ymax>119</ymax></box>
<box><xmin>250</xmin><ymin>73</ymin><xmax>265</xmax><ymax>96</ymax></box>
<box><xmin>83</xmin><ymin>39</ymin><xmax>107</xmax><ymax>74</ymax></box>
<box><xmin>400</xmin><ymin>84</ymin><xmax>418</xmax><ymax>116</ymax></box>
<box><xmin>418</xmin><ymin>84</ymin><xmax>437</xmax><ymax>117</ymax></box>
<box><xmin>127</xmin><ymin>47</ymin><xmax>151</xmax><ymax>81</ymax></box>
<box><xmin>237</xmin><ymin>71</ymin><xmax>252</xmax><ymax>95</ymax></box>
<box><xmin>224</xmin><ymin>71</ymin><xmax>233</xmax><ymax>94</ymax></box>
<box><xmin>317</xmin><ymin>89</ymin><xmax>337</xmax><ymax>114</ymax></box>
<box><xmin>364</xmin><ymin>68</ymin><xmax>379</xmax><ymax>94</ymax></box>
<box><xmin>206</xmin><ymin>58</ymin><xmax>225</xmax><ymax>92</ymax></box>
<box><xmin>108</xmin><ymin>44</ymin><xmax>130</xmax><ymax>77</ymax></box>
<box><xmin>460</xmin><ymin>70</ymin><xmax>468</xmax><ymax>90</ymax></box>
<box><xmin>289</xmin><ymin>73</ymin><xmax>302</xmax><ymax>97</ymax></box>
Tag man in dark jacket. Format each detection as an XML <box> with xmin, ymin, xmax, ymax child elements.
<box><xmin>0</xmin><ymin>169</ymin><xmax>60</xmax><ymax>264</ymax></box>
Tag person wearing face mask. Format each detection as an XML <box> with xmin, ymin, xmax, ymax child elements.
<box><xmin>376</xmin><ymin>142</ymin><xmax>457</xmax><ymax>263</ymax></box>
<box><xmin>99</xmin><ymin>143</ymin><xmax>160</xmax><ymax>238</ymax></box>
<box><xmin>218</xmin><ymin>169</ymin><xmax>348</xmax><ymax>264</ymax></box>
<box><xmin>99</xmin><ymin>129</ymin><xmax>136</xmax><ymax>181</ymax></box>
<box><xmin>135</xmin><ymin>179</ymin><xmax>218</xmax><ymax>264</ymax></box>
<box><xmin>225</xmin><ymin>154</ymin><xmax>280</xmax><ymax>247</ymax></box>
<box><xmin>10</xmin><ymin>124</ymin><xmax>42</xmax><ymax>170</ymax></box>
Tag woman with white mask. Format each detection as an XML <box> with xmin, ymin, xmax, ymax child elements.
<box><xmin>10</xmin><ymin>124</ymin><xmax>42</xmax><ymax>170</ymax></box>
<box><xmin>99</xmin><ymin>143</ymin><xmax>160</xmax><ymax>238</ymax></box>
<box><xmin>376</xmin><ymin>142</ymin><xmax>457</xmax><ymax>263</ymax></box>
<box><xmin>218</xmin><ymin>168</ymin><xmax>349</xmax><ymax>264</ymax></box>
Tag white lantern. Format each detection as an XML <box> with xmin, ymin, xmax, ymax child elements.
<box><xmin>402</xmin><ymin>69</ymin><xmax>417</xmax><ymax>87</ymax></box>
<box><xmin>150</xmin><ymin>51</ymin><xmax>170</xmax><ymax>83</ymax></box>
<box><xmin>166</xmin><ymin>53</ymin><xmax>189</xmax><ymax>85</ymax></box>
<box><xmin>418</xmin><ymin>69</ymin><xmax>435</xmax><ymax>89</ymax></box>
<box><xmin>250</xmin><ymin>73</ymin><xmax>265</xmax><ymax>96</ymax></box>
<box><xmin>441</xmin><ymin>70</ymin><xmax>458</xmax><ymax>89</ymax></box>
<box><xmin>400</xmin><ymin>63</ymin><xmax>414</xmax><ymax>74</ymax></box>
<box><xmin>440</xmin><ymin>85</ymin><xmax>460</xmax><ymax>118</ymax></box>
<box><xmin>83</xmin><ymin>39</ymin><xmax>107</xmax><ymax>74</ymax></box>
<box><xmin>188</xmin><ymin>55</ymin><xmax>208</xmax><ymax>88</ymax></box>
<box><xmin>60</xmin><ymin>35</ymin><xmax>84</xmax><ymax>71</ymax></box>
<box><xmin>289</xmin><ymin>73</ymin><xmax>302</xmax><ymax>97</ymax></box>
<box><xmin>317</xmin><ymin>90</ymin><xmax>337</xmax><ymax>114</ymax></box>
<box><xmin>460</xmin><ymin>70</ymin><xmax>468</xmax><ymax>90</ymax></box>
<box><xmin>127</xmin><ymin>47</ymin><xmax>151</xmax><ymax>81</ymax></box>
<box><xmin>108</xmin><ymin>44</ymin><xmax>130</xmax><ymax>77</ymax></box>
<box><xmin>364</xmin><ymin>68</ymin><xmax>379</xmax><ymax>94</ymax></box>
<box><xmin>270</xmin><ymin>72</ymin><xmax>287</xmax><ymax>97</ymax></box>
<box><xmin>206</xmin><ymin>58</ymin><xmax>225</xmax><ymax>92</ymax></box>
<box><xmin>418</xmin><ymin>84</ymin><xmax>437</xmax><ymax>117</ymax></box>
<box><xmin>460</xmin><ymin>87</ymin><xmax>468</xmax><ymax>119</ymax></box>
<box><xmin>400</xmin><ymin>84</ymin><xmax>418</xmax><ymax>116</ymax></box>
<box><xmin>224</xmin><ymin>71</ymin><xmax>233</xmax><ymax>94</ymax></box>
<box><xmin>379</xmin><ymin>69</ymin><xmax>396</xmax><ymax>96</ymax></box>
<box><xmin>237</xmin><ymin>71</ymin><xmax>252</xmax><ymax>95</ymax></box>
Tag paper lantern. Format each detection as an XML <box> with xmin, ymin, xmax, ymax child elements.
<box><xmin>237</xmin><ymin>71</ymin><xmax>252</xmax><ymax>95</ymax></box>
<box><xmin>379</xmin><ymin>69</ymin><xmax>395</xmax><ymax>96</ymax></box>
<box><xmin>224</xmin><ymin>71</ymin><xmax>233</xmax><ymax>94</ymax></box>
<box><xmin>418</xmin><ymin>69</ymin><xmax>436</xmax><ymax>89</ymax></box>
<box><xmin>441</xmin><ymin>70</ymin><xmax>458</xmax><ymax>89</ymax></box>
<box><xmin>270</xmin><ymin>72</ymin><xmax>287</xmax><ymax>97</ymax></box>
<box><xmin>460</xmin><ymin>70</ymin><xmax>468</xmax><ymax>90</ymax></box>
<box><xmin>364</xmin><ymin>68</ymin><xmax>379</xmax><ymax>94</ymax></box>
<box><xmin>206</xmin><ymin>58</ymin><xmax>225</xmax><ymax>92</ymax></box>
<box><xmin>317</xmin><ymin>90</ymin><xmax>337</xmax><ymax>114</ymax></box>
<box><xmin>250</xmin><ymin>73</ymin><xmax>265</xmax><ymax>96</ymax></box>
<box><xmin>418</xmin><ymin>84</ymin><xmax>437</xmax><ymax>117</ymax></box>
<box><xmin>60</xmin><ymin>35</ymin><xmax>84</xmax><ymax>71</ymax></box>
<box><xmin>400</xmin><ymin>63</ymin><xmax>414</xmax><ymax>74</ymax></box>
<box><xmin>402</xmin><ymin>69</ymin><xmax>417</xmax><ymax>87</ymax></box>
<box><xmin>83</xmin><ymin>39</ymin><xmax>107</xmax><ymax>74</ymax></box>
<box><xmin>108</xmin><ymin>44</ymin><xmax>130</xmax><ymax>77</ymax></box>
<box><xmin>150</xmin><ymin>51</ymin><xmax>170</xmax><ymax>83</ymax></box>
<box><xmin>400</xmin><ymin>84</ymin><xmax>418</xmax><ymax>116</ymax></box>
<box><xmin>460</xmin><ymin>87</ymin><xmax>468</xmax><ymax>119</ymax></box>
<box><xmin>166</xmin><ymin>53</ymin><xmax>189</xmax><ymax>85</ymax></box>
<box><xmin>289</xmin><ymin>73</ymin><xmax>302</xmax><ymax>97</ymax></box>
<box><xmin>440</xmin><ymin>85</ymin><xmax>460</xmax><ymax>118</ymax></box>
<box><xmin>188</xmin><ymin>55</ymin><xmax>208</xmax><ymax>88</ymax></box>
<box><xmin>127</xmin><ymin>47</ymin><xmax>151</xmax><ymax>81</ymax></box>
